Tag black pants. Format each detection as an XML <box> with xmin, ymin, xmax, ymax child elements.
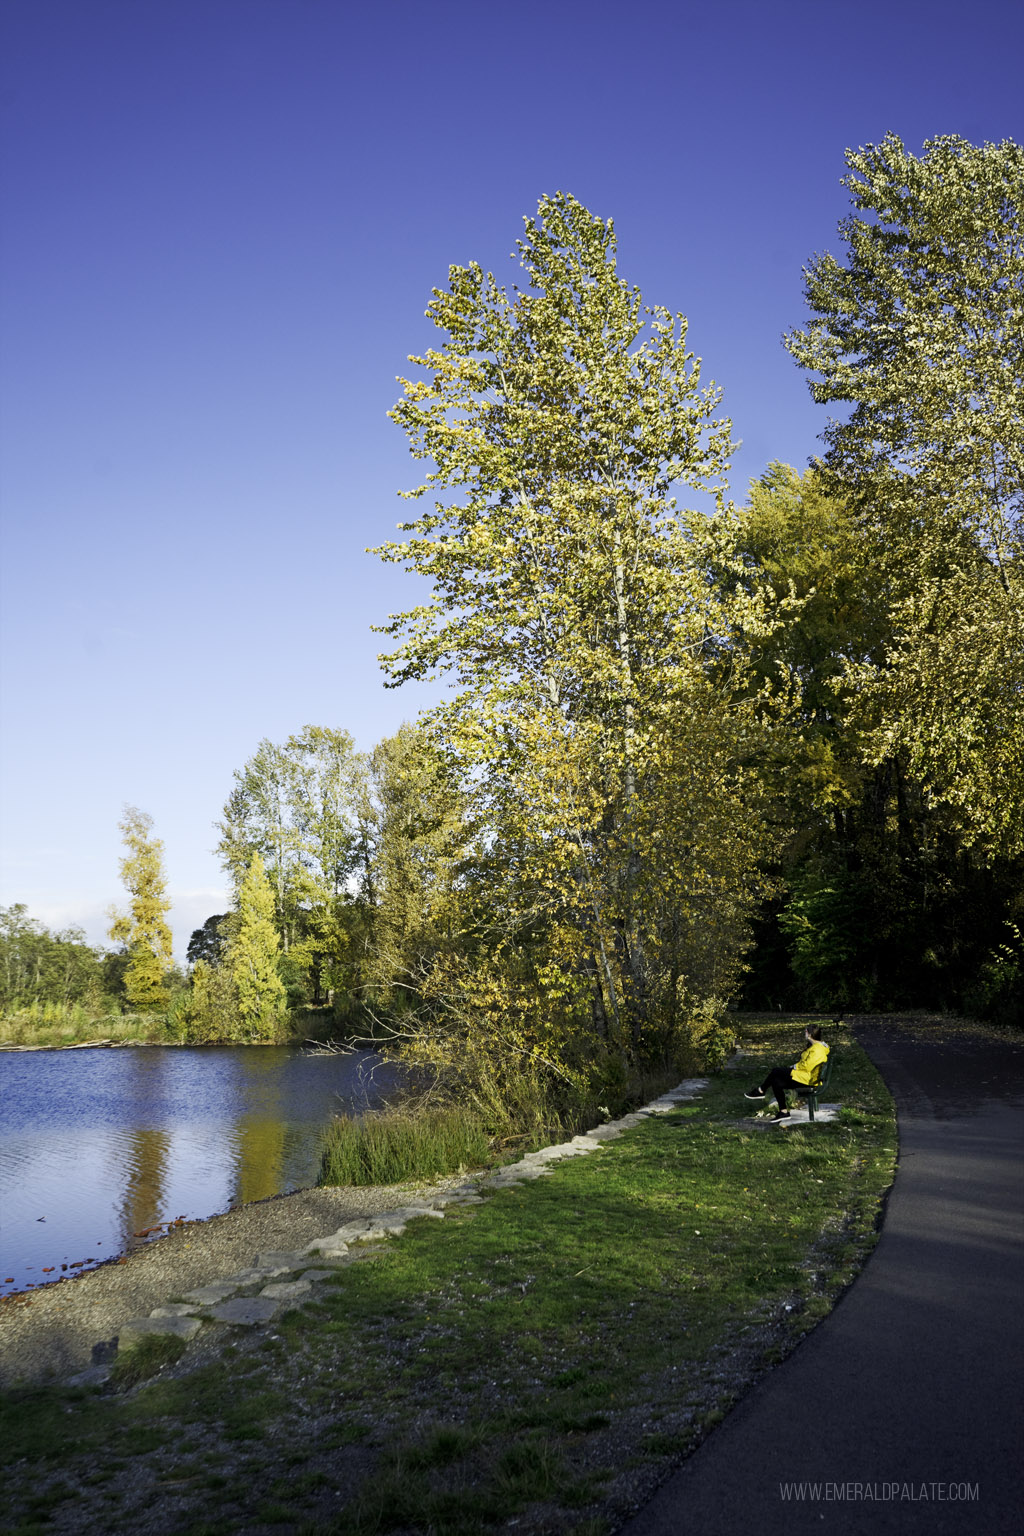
<box><xmin>761</xmin><ymin>1068</ymin><xmax>799</xmax><ymax>1109</ymax></box>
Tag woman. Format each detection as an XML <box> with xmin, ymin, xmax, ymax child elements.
<box><xmin>745</xmin><ymin>1025</ymin><xmax>829</xmax><ymax>1121</ymax></box>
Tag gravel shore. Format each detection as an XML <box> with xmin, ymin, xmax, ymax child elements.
<box><xmin>0</xmin><ymin>1176</ymin><xmax>463</xmax><ymax>1388</ymax></box>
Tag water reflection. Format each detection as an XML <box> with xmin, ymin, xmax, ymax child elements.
<box><xmin>0</xmin><ymin>1045</ymin><xmax>402</xmax><ymax>1295</ymax></box>
<box><xmin>119</xmin><ymin>1127</ymin><xmax>171</xmax><ymax>1248</ymax></box>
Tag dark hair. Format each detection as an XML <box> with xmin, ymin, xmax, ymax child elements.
<box><xmin>806</xmin><ymin>1024</ymin><xmax>823</xmax><ymax>1041</ymax></box>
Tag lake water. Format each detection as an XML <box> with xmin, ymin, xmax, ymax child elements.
<box><xmin>0</xmin><ymin>1044</ymin><xmax>405</xmax><ymax>1298</ymax></box>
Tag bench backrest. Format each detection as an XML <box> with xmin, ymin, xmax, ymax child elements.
<box><xmin>810</xmin><ymin>1051</ymin><xmax>833</xmax><ymax>1091</ymax></box>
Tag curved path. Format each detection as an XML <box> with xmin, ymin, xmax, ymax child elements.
<box><xmin>622</xmin><ymin>1018</ymin><xmax>1024</xmax><ymax>1535</ymax></box>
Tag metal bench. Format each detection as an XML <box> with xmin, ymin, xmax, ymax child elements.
<box><xmin>794</xmin><ymin>1052</ymin><xmax>833</xmax><ymax>1121</ymax></box>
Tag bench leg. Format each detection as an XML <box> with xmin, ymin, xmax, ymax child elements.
<box><xmin>807</xmin><ymin>1094</ymin><xmax>817</xmax><ymax>1122</ymax></box>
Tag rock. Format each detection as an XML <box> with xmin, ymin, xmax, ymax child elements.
<box><xmin>67</xmin><ymin>1364</ymin><xmax>112</xmax><ymax>1388</ymax></box>
<box><xmin>149</xmin><ymin>1303</ymin><xmax>199</xmax><ymax>1318</ymax></box>
<box><xmin>299</xmin><ymin>1269</ymin><xmax>338</xmax><ymax>1282</ymax></box>
<box><xmin>208</xmin><ymin>1297</ymin><xmax>280</xmax><ymax>1326</ymax></box>
<box><xmin>313</xmin><ymin>1211</ymin><xmax>411</xmax><ymax>1246</ymax></box>
<box><xmin>119</xmin><ymin>1314</ymin><xmax>202</xmax><ymax>1348</ymax></box>
<box><xmin>230</xmin><ymin>1263</ymin><xmax>295</xmax><ymax>1284</ymax></box>
<box><xmin>183</xmin><ymin>1281</ymin><xmax>240</xmax><ymax>1305</ymax></box>
<box><xmin>259</xmin><ymin>1279</ymin><xmax>312</xmax><ymax>1300</ymax></box>
<box><xmin>400</xmin><ymin>1204</ymin><xmax>446</xmax><ymax>1221</ymax></box>
<box><xmin>252</xmin><ymin>1251</ymin><xmax>308</xmax><ymax>1270</ymax></box>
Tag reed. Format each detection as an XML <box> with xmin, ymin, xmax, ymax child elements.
<box><xmin>318</xmin><ymin>1105</ymin><xmax>494</xmax><ymax>1186</ymax></box>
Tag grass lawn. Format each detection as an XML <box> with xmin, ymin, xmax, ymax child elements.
<box><xmin>0</xmin><ymin>1016</ymin><xmax>895</xmax><ymax>1535</ymax></box>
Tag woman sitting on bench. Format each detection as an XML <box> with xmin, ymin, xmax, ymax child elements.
<box><xmin>745</xmin><ymin>1025</ymin><xmax>829</xmax><ymax>1121</ymax></box>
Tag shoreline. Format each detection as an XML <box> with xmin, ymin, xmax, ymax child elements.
<box><xmin>0</xmin><ymin>1173</ymin><xmax>464</xmax><ymax>1388</ymax></box>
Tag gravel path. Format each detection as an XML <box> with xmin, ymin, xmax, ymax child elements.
<box><xmin>0</xmin><ymin>1176</ymin><xmax>465</xmax><ymax>1388</ymax></box>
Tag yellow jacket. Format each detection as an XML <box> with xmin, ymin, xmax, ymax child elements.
<box><xmin>791</xmin><ymin>1039</ymin><xmax>829</xmax><ymax>1085</ymax></box>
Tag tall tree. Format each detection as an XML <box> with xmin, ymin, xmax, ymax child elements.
<box><xmin>728</xmin><ymin>466</ymin><xmax>1024</xmax><ymax>1020</ymax></box>
<box><xmin>229</xmin><ymin>854</ymin><xmax>287</xmax><ymax>1040</ymax></box>
<box><xmin>377</xmin><ymin>192</ymin><xmax>781</xmax><ymax>1085</ymax></box>
<box><xmin>108</xmin><ymin>806</ymin><xmax>173</xmax><ymax>1011</ymax></box>
<box><xmin>365</xmin><ymin>722</ymin><xmax>472</xmax><ymax>1010</ymax></box>
<box><xmin>786</xmin><ymin>133</ymin><xmax>1024</xmax><ymax>853</ymax></box>
<box><xmin>216</xmin><ymin>728</ymin><xmax>368</xmax><ymax>1000</ymax></box>
<box><xmin>217</xmin><ymin>737</ymin><xmax>305</xmax><ymax>948</ymax></box>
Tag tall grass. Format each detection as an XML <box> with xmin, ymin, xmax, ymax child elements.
<box><xmin>317</xmin><ymin>1059</ymin><xmax>687</xmax><ymax>1189</ymax></box>
<box><xmin>0</xmin><ymin>1001</ymin><xmax>167</xmax><ymax>1048</ymax></box>
<box><xmin>318</xmin><ymin>1105</ymin><xmax>494</xmax><ymax>1186</ymax></box>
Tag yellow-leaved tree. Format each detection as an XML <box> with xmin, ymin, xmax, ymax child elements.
<box><xmin>228</xmin><ymin>853</ymin><xmax>287</xmax><ymax>1041</ymax></box>
<box><xmin>108</xmin><ymin>806</ymin><xmax>173</xmax><ymax>1012</ymax></box>
<box><xmin>374</xmin><ymin>193</ymin><xmax>787</xmax><ymax>1100</ymax></box>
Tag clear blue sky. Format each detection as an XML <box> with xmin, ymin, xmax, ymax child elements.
<box><xmin>2</xmin><ymin>0</ymin><xmax>1021</xmax><ymax>958</ymax></box>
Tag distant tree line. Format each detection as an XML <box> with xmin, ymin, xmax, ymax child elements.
<box><xmin>0</xmin><ymin>904</ymin><xmax>116</xmax><ymax>1015</ymax></box>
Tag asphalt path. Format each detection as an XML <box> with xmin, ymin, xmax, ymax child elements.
<box><xmin>621</xmin><ymin>1019</ymin><xmax>1024</xmax><ymax>1535</ymax></box>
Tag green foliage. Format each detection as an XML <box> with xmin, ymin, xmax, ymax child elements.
<box><xmin>786</xmin><ymin>133</ymin><xmax>1024</xmax><ymax>855</ymax></box>
<box><xmin>217</xmin><ymin>727</ymin><xmax>370</xmax><ymax>1004</ymax></box>
<box><xmin>107</xmin><ymin>806</ymin><xmax>174</xmax><ymax>1012</ymax></box>
<box><xmin>732</xmin><ymin>467</ymin><xmax>1024</xmax><ymax>1016</ymax></box>
<box><xmin>109</xmin><ymin>1333</ymin><xmax>188</xmax><ymax>1389</ymax></box>
<box><xmin>228</xmin><ymin>854</ymin><xmax>287</xmax><ymax>1040</ymax></box>
<box><xmin>0</xmin><ymin>904</ymin><xmax>109</xmax><ymax>1015</ymax></box>
<box><xmin>375</xmin><ymin>191</ymin><xmax>785</xmax><ymax>1093</ymax></box>
<box><xmin>186</xmin><ymin>914</ymin><xmax>229</xmax><ymax>968</ymax></box>
<box><xmin>959</xmin><ymin>924</ymin><xmax>1023</xmax><ymax>1028</ymax></box>
<box><xmin>364</xmin><ymin>722</ymin><xmax>472</xmax><ymax>1012</ymax></box>
<box><xmin>166</xmin><ymin>959</ymin><xmax>240</xmax><ymax>1042</ymax></box>
<box><xmin>732</xmin><ymin>136</ymin><xmax>1024</xmax><ymax>1011</ymax></box>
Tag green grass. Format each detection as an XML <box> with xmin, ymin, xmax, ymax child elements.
<box><xmin>0</xmin><ymin>1016</ymin><xmax>895</xmax><ymax>1534</ymax></box>
<box><xmin>318</xmin><ymin>1105</ymin><xmax>495</xmax><ymax>1185</ymax></box>
<box><xmin>0</xmin><ymin>1004</ymin><xmax>168</xmax><ymax>1049</ymax></box>
<box><xmin>108</xmin><ymin>1332</ymin><xmax>188</xmax><ymax>1389</ymax></box>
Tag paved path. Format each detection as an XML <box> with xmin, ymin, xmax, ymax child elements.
<box><xmin>622</xmin><ymin>1020</ymin><xmax>1024</xmax><ymax>1534</ymax></box>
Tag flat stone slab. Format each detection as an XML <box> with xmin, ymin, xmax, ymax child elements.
<box><xmin>304</xmin><ymin>1211</ymin><xmax>413</xmax><ymax>1249</ymax></box>
<box><xmin>260</xmin><ymin>1279</ymin><xmax>312</xmax><ymax>1300</ymax></box>
<box><xmin>300</xmin><ymin>1269</ymin><xmax>339</xmax><ymax>1282</ymax></box>
<box><xmin>253</xmin><ymin>1251</ymin><xmax>310</xmax><ymax>1270</ymax></box>
<box><xmin>149</xmin><ymin>1303</ymin><xmax>200</xmax><ymax>1318</ymax></box>
<box><xmin>183</xmin><ymin>1281</ymin><xmax>241</xmax><ymax>1305</ymax></box>
<box><xmin>231</xmin><ymin>1262</ymin><xmax>296</xmax><ymax>1284</ymax></box>
<box><xmin>773</xmin><ymin>1104</ymin><xmax>840</xmax><ymax>1126</ymax></box>
<box><xmin>208</xmin><ymin>1297</ymin><xmax>280</xmax><ymax>1326</ymax></box>
<box><xmin>119</xmin><ymin>1314</ymin><xmax>203</xmax><ymax>1348</ymax></box>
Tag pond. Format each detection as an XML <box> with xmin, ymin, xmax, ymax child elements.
<box><xmin>0</xmin><ymin>1044</ymin><xmax>404</xmax><ymax>1298</ymax></box>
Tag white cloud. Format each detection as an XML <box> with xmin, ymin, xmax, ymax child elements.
<box><xmin>10</xmin><ymin>888</ymin><xmax>230</xmax><ymax>964</ymax></box>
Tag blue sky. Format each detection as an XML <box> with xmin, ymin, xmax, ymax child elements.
<box><xmin>1</xmin><ymin>0</ymin><xmax>1022</xmax><ymax>958</ymax></box>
